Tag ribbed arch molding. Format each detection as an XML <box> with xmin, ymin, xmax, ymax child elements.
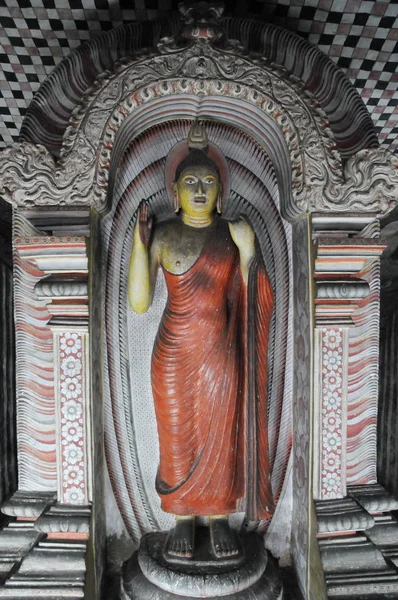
<box><xmin>20</xmin><ymin>18</ymin><xmax>181</xmax><ymax>156</ymax></box>
<box><xmin>107</xmin><ymin>94</ymin><xmax>293</xmax><ymax>220</ymax></box>
<box><xmin>19</xmin><ymin>16</ymin><xmax>377</xmax><ymax>159</ymax></box>
<box><xmin>223</xmin><ymin>19</ymin><xmax>378</xmax><ymax>156</ymax></box>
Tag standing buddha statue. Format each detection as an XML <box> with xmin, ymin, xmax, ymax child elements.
<box><xmin>128</xmin><ymin>121</ymin><xmax>274</xmax><ymax>561</ymax></box>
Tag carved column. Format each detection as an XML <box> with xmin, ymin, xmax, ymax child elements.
<box><xmin>35</xmin><ymin>275</ymin><xmax>90</xmax><ymax>507</ymax></box>
<box><xmin>314</xmin><ymin>238</ymin><xmax>384</xmax><ymax>502</ymax></box>
<box><xmin>17</xmin><ymin>235</ymin><xmax>91</xmax><ymax>508</ymax></box>
<box><xmin>314</xmin><ymin>237</ymin><xmax>379</xmax><ymax>511</ymax></box>
<box><xmin>0</xmin><ymin>234</ymin><xmax>91</xmax><ymax>599</ymax></box>
<box><xmin>313</xmin><ymin>235</ymin><xmax>398</xmax><ymax>598</ymax></box>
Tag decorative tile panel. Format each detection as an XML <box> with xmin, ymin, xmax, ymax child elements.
<box><xmin>313</xmin><ymin>235</ymin><xmax>385</xmax><ymax>502</ymax></box>
<box><xmin>318</xmin><ymin>327</ymin><xmax>348</xmax><ymax>500</ymax></box>
<box><xmin>57</xmin><ymin>330</ymin><xmax>89</xmax><ymax>505</ymax></box>
<box><xmin>16</xmin><ymin>230</ymin><xmax>91</xmax><ymax>505</ymax></box>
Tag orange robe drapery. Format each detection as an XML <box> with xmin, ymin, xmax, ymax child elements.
<box><xmin>151</xmin><ymin>219</ymin><xmax>274</xmax><ymax>521</ymax></box>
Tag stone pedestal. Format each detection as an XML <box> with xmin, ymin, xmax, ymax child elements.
<box><xmin>121</xmin><ymin>531</ymin><xmax>283</xmax><ymax>599</ymax></box>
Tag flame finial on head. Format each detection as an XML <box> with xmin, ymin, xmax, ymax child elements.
<box><xmin>187</xmin><ymin>120</ymin><xmax>209</xmax><ymax>151</ymax></box>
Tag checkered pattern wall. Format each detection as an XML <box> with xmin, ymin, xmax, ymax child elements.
<box><xmin>0</xmin><ymin>0</ymin><xmax>397</xmax><ymax>151</ymax></box>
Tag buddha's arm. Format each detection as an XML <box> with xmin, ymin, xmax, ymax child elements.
<box><xmin>228</xmin><ymin>219</ymin><xmax>256</xmax><ymax>285</ymax></box>
<box><xmin>128</xmin><ymin>208</ymin><xmax>159</xmax><ymax>314</ymax></box>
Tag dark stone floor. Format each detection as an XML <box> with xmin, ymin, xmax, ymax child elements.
<box><xmin>281</xmin><ymin>568</ymin><xmax>305</xmax><ymax>600</ymax></box>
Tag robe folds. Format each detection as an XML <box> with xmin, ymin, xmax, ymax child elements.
<box><xmin>151</xmin><ymin>218</ymin><xmax>274</xmax><ymax>521</ymax></box>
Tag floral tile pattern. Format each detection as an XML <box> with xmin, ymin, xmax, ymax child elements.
<box><xmin>320</xmin><ymin>328</ymin><xmax>346</xmax><ymax>500</ymax></box>
<box><xmin>58</xmin><ymin>331</ymin><xmax>88</xmax><ymax>504</ymax></box>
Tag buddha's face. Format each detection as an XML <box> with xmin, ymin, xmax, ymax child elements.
<box><xmin>173</xmin><ymin>164</ymin><xmax>220</xmax><ymax>218</ymax></box>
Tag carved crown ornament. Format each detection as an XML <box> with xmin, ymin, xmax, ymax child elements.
<box><xmin>0</xmin><ymin>2</ymin><xmax>396</xmax><ymax>219</ymax></box>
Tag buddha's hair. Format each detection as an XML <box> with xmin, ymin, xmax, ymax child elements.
<box><xmin>175</xmin><ymin>149</ymin><xmax>220</xmax><ymax>181</ymax></box>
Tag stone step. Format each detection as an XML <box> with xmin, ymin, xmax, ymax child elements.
<box><xmin>0</xmin><ymin>586</ymin><xmax>84</xmax><ymax>599</ymax></box>
<box><xmin>0</xmin><ymin>524</ymin><xmax>43</xmax><ymax>559</ymax></box>
<box><xmin>348</xmin><ymin>484</ymin><xmax>398</xmax><ymax>514</ymax></box>
<box><xmin>0</xmin><ymin>561</ymin><xmax>17</xmax><ymax>585</ymax></box>
<box><xmin>315</xmin><ymin>498</ymin><xmax>374</xmax><ymax>534</ymax></box>
<box><xmin>326</xmin><ymin>570</ymin><xmax>398</xmax><ymax>597</ymax></box>
<box><xmin>0</xmin><ymin>502</ymin><xmax>89</xmax><ymax>599</ymax></box>
<box><xmin>318</xmin><ymin>534</ymin><xmax>390</xmax><ymax>574</ymax></box>
<box><xmin>14</xmin><ymin>542</ymin><xmax>87</xmax><ymax>580</ymax></box>
<box><xmin>365</xmin><ymin>514</ymin><xmax>398</xmax><ymax>548</ymax></box>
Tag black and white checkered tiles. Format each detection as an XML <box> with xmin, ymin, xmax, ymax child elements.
<box><xmin>0</xmin><ymin>0</ymin><xmax>397</xmax><ymax>151</ymax></box>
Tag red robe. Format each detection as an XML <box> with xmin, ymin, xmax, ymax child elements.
<box><xmin>151</xmin><ymin>219</ymin><xmax>274</xmax><ymax>520</ymax></box>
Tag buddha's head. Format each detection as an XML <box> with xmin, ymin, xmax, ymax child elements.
<box><xmin>170</xmin><ymin>121</ymin><xmax>223</xmax><ymax>221</ymax></box>
<box><xmin>172</xmin><ymin>148</ymin><xmax>222</xmax><ymax>219</ymax></box>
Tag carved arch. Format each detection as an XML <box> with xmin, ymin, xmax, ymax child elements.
<box><xmin>0</xmin><ymin>15</ymin><xmax>397</xmax><ymax>218</ymax></box>
<box><xmin>20</xmin><ymin>16</ymin><xmax>377</xmax><ymax>159</ymax></box>
<box><xmin>97</xmin><ymin>80</ymin><xmax>340</xmax><ymax>220</ymax></box>
<box><xmin>46</xmin><ymin>37</ymin><xmax>344</xmax><ymax>219</ymax></box>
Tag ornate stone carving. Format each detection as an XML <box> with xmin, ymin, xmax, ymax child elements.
<box><xmin>0</xmin><ymin>23</ymin><xmax>396</xmax><ymax>218</ymax></box>
<box><xmin>315</xmin><ymin>497</ymin><xmax>374</xmax><ymax>534</ymax></box>
<box><xmin>79</xmin><ymin>39</ymin><xmax>343</xmax><ymax>217</ymax></box>
<box><xmin>179</xmin><ymin>1</ymin><xmax>225</xmax><ymax>42</ymax></box>
<box><xmin>322</xmin><ymin>148</ymin><xmax>398</xmax><ymax>213</ymax></box>
<box><xmin>316</xmin><ymin>281</ymin><xmax>370</xmax><ymax>300</ymax></box>
<box><xmin>0</xmin><ymin>143</ymin><xmax>55</xmax><ymax>208</ymax></box>
<box><xmin>35</xmin><ymin>277</ymin><xmax>88</xmax><ymax>298</ymax></box>
<box><xmin>0</xmin><ymin>142</ymin><xmax>94</xmax><ymax>209</ymax></box>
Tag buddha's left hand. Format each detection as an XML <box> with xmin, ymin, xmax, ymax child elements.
<box><xmin>229</xmin><ymin>218</ymin><xmax>256</xmax><ymax>284</ymax></box>
<box><xmin>228</xmin><ymin>218</ymin><xmax>255</xmax><ymax>254</ymax></box>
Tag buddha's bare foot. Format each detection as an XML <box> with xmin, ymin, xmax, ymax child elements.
<box><xmin>164</xmin><ymin>517</ymin><xmax>195</xmax><ymax>559</ymax></box>
<box><xmin>209</xmin><ymin>516</ymin><xmax>242</xmax><ymax>559</ymax></box>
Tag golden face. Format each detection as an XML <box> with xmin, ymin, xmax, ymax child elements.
<box><xmin>173</xmin><ymin>165</ymin><xmax>220</xmax><ymax>218</ymax></box>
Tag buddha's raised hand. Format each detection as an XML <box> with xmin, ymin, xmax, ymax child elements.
<box><xmin>134</xmin><ymin>199</ymin><xmax>153</xmax><ymax>248</ymax></box>
<box><xmin>129</xmin><ymin>199</ymin><xmax>155</xmax><ymax>313</ymax></box>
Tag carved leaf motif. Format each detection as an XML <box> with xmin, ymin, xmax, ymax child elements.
<box><xmin>149</xmin><ymin>54</ymin><xmax>186</xmax><ymax>77</ymax></box>
<box><xmin>322</xmin><ymin>148</ymin><xmax>398</xmax><ymax>212</ymax></box>
<box><xmin>0</xmin><ymin>142</ymin><xmax>94</xmax><ymax>207</ymax></box>
<box><xmin>0</xmin><ymin>143</ymin><xmax>55</xmax><ymax>206</ymax></box>
<box><xmin>99</xmin><ymin>78</ymin><xmax>125</xmax><ymax>108</ymax></box>
<box><xmin>272</xmin><ymin>79</ymin><xmax>298</xmax><ymax>108</ymax></box>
